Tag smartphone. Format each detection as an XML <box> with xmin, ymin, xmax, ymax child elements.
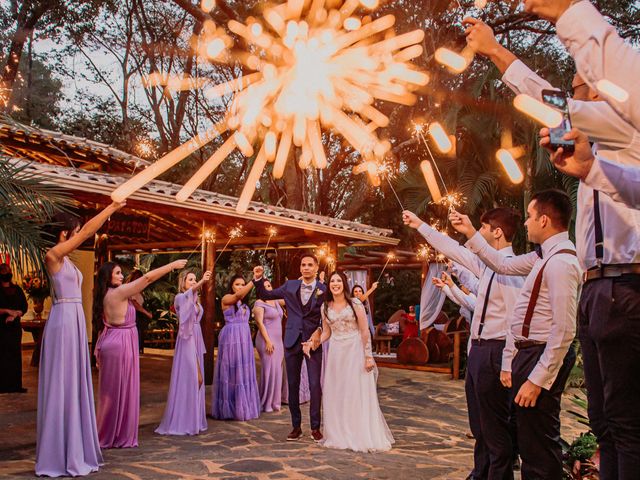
<box><xmin>541</xmin><ymin>89</ymin><xmax>574</xmax><ymax>153</ymax></box>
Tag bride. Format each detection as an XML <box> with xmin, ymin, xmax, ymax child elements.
<box><xmin>304</xmin><ymin>271</ymin><xmax>394</xmax><ymax>452</ymax></box>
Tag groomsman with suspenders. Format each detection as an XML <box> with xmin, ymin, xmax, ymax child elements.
<box><xmin>403</xmin><ymin>208</ymin><xmax>524</xmax><ymax>480</ymax></box>
<box><xmin>451</xmin><ymin>189</ymin><xmax>582</xmax><ymax>479</ymax></box>
<box><xmin>465</xmin><ymin>13</ymin><xmax>640</xmax><ymax>477</ymax></box>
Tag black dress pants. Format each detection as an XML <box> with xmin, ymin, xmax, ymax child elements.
<box><xmin>466</xmin><ymin>340</ymin><xmax>513</xmax><ymax>480</ymax></box>
<box><xmin>512</xmin><ymin>344</ymin><xmax>576</xmax><ymax>480</ymax></box>
<box><xmin>579</xmin><ymin>274</ymin><xmax>640</xmax><ymax>480</ymax></box>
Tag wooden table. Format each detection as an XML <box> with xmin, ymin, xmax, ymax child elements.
<box><xmin>21</xmin><ymin>320</ymin><xmax>46</xmax><ymax>367</ymax></box>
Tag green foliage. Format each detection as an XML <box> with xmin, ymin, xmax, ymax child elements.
<box><xmin>8</xmin><ymin>55</ymin><xmax>63</xmax><ymax>129</ymax></box>
<box><xmin>372</xmin><ymin>270</ymin><xmax>422</xmax><ymax>324</ymax></box>
<box><xmin>0</xmin><ymin>157</ymin><xmax>71</xmax><ymax>277</ymax></box>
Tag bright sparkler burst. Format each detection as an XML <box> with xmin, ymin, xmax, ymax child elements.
<box><xmin>111</xmin><ymin>0</ymin><xmax>428</xmax><ymax>213</ymax></box>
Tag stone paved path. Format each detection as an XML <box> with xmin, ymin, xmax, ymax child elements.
<box><xmin>0</xmin><ymin>350</ymin><xmax>587</xmax><ymax>479</ymax></box>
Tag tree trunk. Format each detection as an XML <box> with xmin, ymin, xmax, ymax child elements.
<box><xmin>0</xmin><ymin>5</ymin><xmax>48</xmax><ymax>111</ymax></box>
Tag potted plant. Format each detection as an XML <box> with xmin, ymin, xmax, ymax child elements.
<box><xmin>22</xmin><ymin>272</ymin><xmax>50</xmax><ymax>320</ymax></box>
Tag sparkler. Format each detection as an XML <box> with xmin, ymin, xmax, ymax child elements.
<box><xmin>416</xmin><ymin>244</ymin><xmax>431</xmax><ymax>261</ymax></box>
<box><xmin>415</xmin><ymin>123</ymin><xmax>449</xmax><ymax>199</ymax></box>
<box><xmin>136</xmin><ymin>139</ymin><xmax>155</xmax><ymax>159</ymax></box>
<box><xmin>261</xmin><ymin>226</ymin><xmax>278</xmax><ymax>262</ymax></box>
<box><xmin>354</xmin><ymin>160</ymin><xmax>405</xmax><ymax>210</ymax></box>
<box><xmin>214</xmin><ymin>226</ymin><xmax>244</xmax><ymax>267</ymax></box>
<box><xmin>376</xmin><ymin>252</ymin><xmax>396</xmax><ymax>283</ymax></box>
<box><xmin>111</xmin><ymin>1</ymin><xmax>428</xmax><ymax>213</ymax></box>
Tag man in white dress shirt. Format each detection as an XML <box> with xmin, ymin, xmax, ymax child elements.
<box><xmin>465</xmin><ymin>17</ymin><xmax>640</xmax><ymax>478</ymax></box>
<box><xmin>403</xmin><ymin>208</ymin><xmax>524</xmax><ymax>480</ymax></box>
<box><xmin>540</xmin><ymin>127</ymin><xmax>640</xmax><ymax>209</ymax></box>
<box><xmin>525</xmin><ymin>0</ymin><xmax>640</xmax><ymax>132</ymax></box>
<box><xmin>450</xmin><ymin>190</ymin><xmax>582</xmax><ymax>479</ymax></box>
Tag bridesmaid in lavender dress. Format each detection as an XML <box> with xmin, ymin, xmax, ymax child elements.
<box><xmin>36</xmin><ymin>203</ymin><xmax>123</xmax><ymax>477</ymax></box>
<box><xmin>253</xmin><ymin>279</ymin><xmax>286</xmax><ymax>412</ymax></box>
<box><xmin>94</xmin><ymin>259</ymin><xmax>187</xmax><ymax>448</ymax></box>
<box><xmin>211</xmin><ymin>274</ymin><xmax>260</xmax><ymax>421</ymax></box>
<box><xmin>156</xmin><ymin>270</ymin><xmax>211</xmax><ymax>435</ymax></box>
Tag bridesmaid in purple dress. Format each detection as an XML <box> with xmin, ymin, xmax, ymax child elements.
<box><xmin>211</xmin><ymin>274</ymin><xmax>260</xmax><ymax>421</ymax></box>
<box><xmin>94</xmin><ymin>259</ymin><xmax>187</xmax><ymax>448</ymax></box>
<box><xmin>253</xmin><ymin>279</ymin><xmax>286</xmax><ymax>412</ymax></box>
<box><xmin>156</xmin><ymin>270</ymin><xmax>211</xmax><ymax>435</ymax></box>
<box><xmin>36</xmin><ymin>203</ymin><xmax>123</xmax><ymax>477</ymax></box>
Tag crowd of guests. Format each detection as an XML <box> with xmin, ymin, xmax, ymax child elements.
<box><xmin>18</xmin><ymin>200</ymin><xmax>387</xmax><ymax>477</ymax></box>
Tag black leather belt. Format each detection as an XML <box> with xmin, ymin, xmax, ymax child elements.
<box><xmin>584</xmin><ymin>263</ymin><xmax>640</xmax><ymax>282</ymax></box>
<box><xmin>471</xmin><ymin>339</ymin><xmax>505</xmax><ymax>347</ymax></box>
<box><xmin>515</xmin><ymin>340</ymin><xmax>546</xmax><ymax>350</ymax></box>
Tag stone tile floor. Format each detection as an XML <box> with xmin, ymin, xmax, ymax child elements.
<box><xmin>0</xmin><ymin>349</ymin><xmax>587</xmax><ymax>479</ymax></box>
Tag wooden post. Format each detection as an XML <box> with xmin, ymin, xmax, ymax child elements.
<box><xmin>327</xmin><ymin>239</ymin><xmax>338</xmax><ymax>276</ymax></box>
<box><xmin>201</xmin><ymin>226</ymin><xmax>216</xmax><ymax>385</ymax></box>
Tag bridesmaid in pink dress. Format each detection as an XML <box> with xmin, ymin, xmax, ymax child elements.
<box><xmin>94</xmin><ymin>258</ymin><xmax>187</xmax><ymax>448</ymax></box>
<box><xmin>36</xmin><ymin>202</ymin><xmax>123</xmax><ymax>477</ymax></box>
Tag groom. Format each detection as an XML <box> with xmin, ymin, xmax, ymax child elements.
<box><xmin>253</xmin><ymin>254</ymin><xmax>325</xmax><ymax>442</ymax></box>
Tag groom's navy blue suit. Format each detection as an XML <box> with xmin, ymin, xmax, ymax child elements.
<box><xmin>254</xmin><ymin>277</ymin><xmax>325</xmax><ymax>430</ymax></box>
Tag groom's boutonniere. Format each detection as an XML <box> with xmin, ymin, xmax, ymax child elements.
<box><xmin>315</xmin><ymin>288</ymin><xmax>324</xmax><ymax>298</ymax></box>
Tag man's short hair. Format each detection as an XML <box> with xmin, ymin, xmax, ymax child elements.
<box><xmin>531</xmin><ymin>189</ymin><xmax>572</xmax><ymax>229</ymax></box>
<box><xmin>480</xmin><ymin>207</ymin><xmax>521</xmax><ymax>242</ymax></box>
<box><xmin>299</xmin><ymin>253</ymin><xmax>319</xmax><ymax>265</ymax></box>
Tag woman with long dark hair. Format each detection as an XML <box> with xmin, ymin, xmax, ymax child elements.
<box><xmin>351</xmin><ymin>282</ymin><xmax>378</xmax><ymax>337</ymax></box>
<box><xmin>36</xmin><ymin>203</ymin><xmax>123</xmax><ymax>477</ymax></box>
<box><xmin>211</xmin><ymin>274</ymin><xmax>260</xmax><ymax>420</ymax></box>
<box><xmin>94</xmin><ymin>258</ymin><xmax>187</xmax><ymax>448</ymax></box>
<box><xmin>304</xmin><ymin>271</ymin><xmax>394</xmax><ymax>452</ymax></box>
<box><xmin>156</xmin><ymin>269</ymin><xmax>211</xmax><ymax>435</ymax></box>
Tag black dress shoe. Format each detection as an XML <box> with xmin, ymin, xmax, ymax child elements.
<box><xmin>287</xmin><ymin>427</ymin><xmax>303</xmax><ymax>441</ymax></box>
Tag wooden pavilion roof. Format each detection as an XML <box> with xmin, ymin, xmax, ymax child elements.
<box><xmin>1</xmin><ymin>121</ymin><xmax>399</xmax><ymax>251</ymax></box>
<box><xmin>0</xmin><ymin>122</ymin><xmax>150</xmax><ymax>174</ymax></box>
<box><xmin>6</xmin><ymin>156</ymin><xmax>399</xmax><ymax>251</ymax></box>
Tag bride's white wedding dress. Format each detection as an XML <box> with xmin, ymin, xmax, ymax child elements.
<box><xmin>321</xmin><ymin>298</ymin><xmax>394</xmax><ymax>452</ymax></box>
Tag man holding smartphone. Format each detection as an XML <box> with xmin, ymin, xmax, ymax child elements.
<box><xmin>464</xmin><ymin>17</ymin><xmax>640</xmax><ymax>479</ymax></box>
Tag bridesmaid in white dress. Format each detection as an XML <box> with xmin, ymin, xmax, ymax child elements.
<box><xmin>304</xmin><ymin>271</ymin><xmax>394</xmax><ymax>453</ymax></box>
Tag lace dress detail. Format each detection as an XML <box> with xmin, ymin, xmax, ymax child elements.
<box><xmin>321</xmin><ymin>298</ymin><xmax>393</xmax><ymax>452</ymax></box>
<box><xmin>324</xmin><ymin>298</ymin><xmax>372</xmax><ymax>356</ymax></box>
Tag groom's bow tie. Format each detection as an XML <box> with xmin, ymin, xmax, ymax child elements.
<box><xmin>301</xmin><ymin>284</ymin><xmax>314</xmax><ymax>291</ymax></box>
<box><xmin>534</xmin><ymin>244</ymin><xmax>543</xmax><ymax>259</ymax></box>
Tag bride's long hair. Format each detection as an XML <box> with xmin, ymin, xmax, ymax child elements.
<box><xmin>323</xmin><ymin>271</ymin><xmax>358</xmax><ymax>319</ymax></box>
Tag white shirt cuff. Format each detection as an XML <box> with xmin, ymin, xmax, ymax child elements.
<box><xmin>464</xmin><ymin>231</ymin><xmax>485</xmax><ymax>253</ymax></box>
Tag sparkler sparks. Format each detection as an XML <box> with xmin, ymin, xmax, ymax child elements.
<box><xmin>261</xmin><ymin>226</ymin><xmax>278</xmax><ymax>262</ymax></box>
<box><xmin>416</xmin><ymin>244</ymin><xmax>431</xmax><ymax>261</ymax></box>
<box><xmin>376</xmin><ymin>251</ymin><xmax>396</xmax><ymax>282</ymax></box>
<box><xmin>111</xmin><ymin>1</ymin><xmax>428</xmax><ymax>213</ymax></box>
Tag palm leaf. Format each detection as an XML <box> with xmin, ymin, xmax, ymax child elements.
<box><xmin>0</xmin><ymin>157</ymin><xmax>72</xmax><ymax>277</ymax></box>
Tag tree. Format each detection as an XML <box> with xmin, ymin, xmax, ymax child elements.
<box><xmin>9</xmin><ymin>53</ymin><xmax>63</xmax><ymax>129</ymax></box>
<box><xmin>0</xmin><ymin>0</ymin><xmax>113</xmax><ymax>111</ymax></box>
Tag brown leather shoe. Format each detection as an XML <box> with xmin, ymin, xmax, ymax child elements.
<box><xmin>287</xmin><ymin>427</ymin><xmax>303</xmax><ymax>441</ymax></box>
<box><xmin>311</xmin><ymin>429</ymin><xmax>323</xmax><ymax>442</ymax></box>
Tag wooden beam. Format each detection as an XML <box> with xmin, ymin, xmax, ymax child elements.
<box><xmin>202</xmin><ymin>225</ymin><xmax>216</xmax><ymax>385</ymax></box>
